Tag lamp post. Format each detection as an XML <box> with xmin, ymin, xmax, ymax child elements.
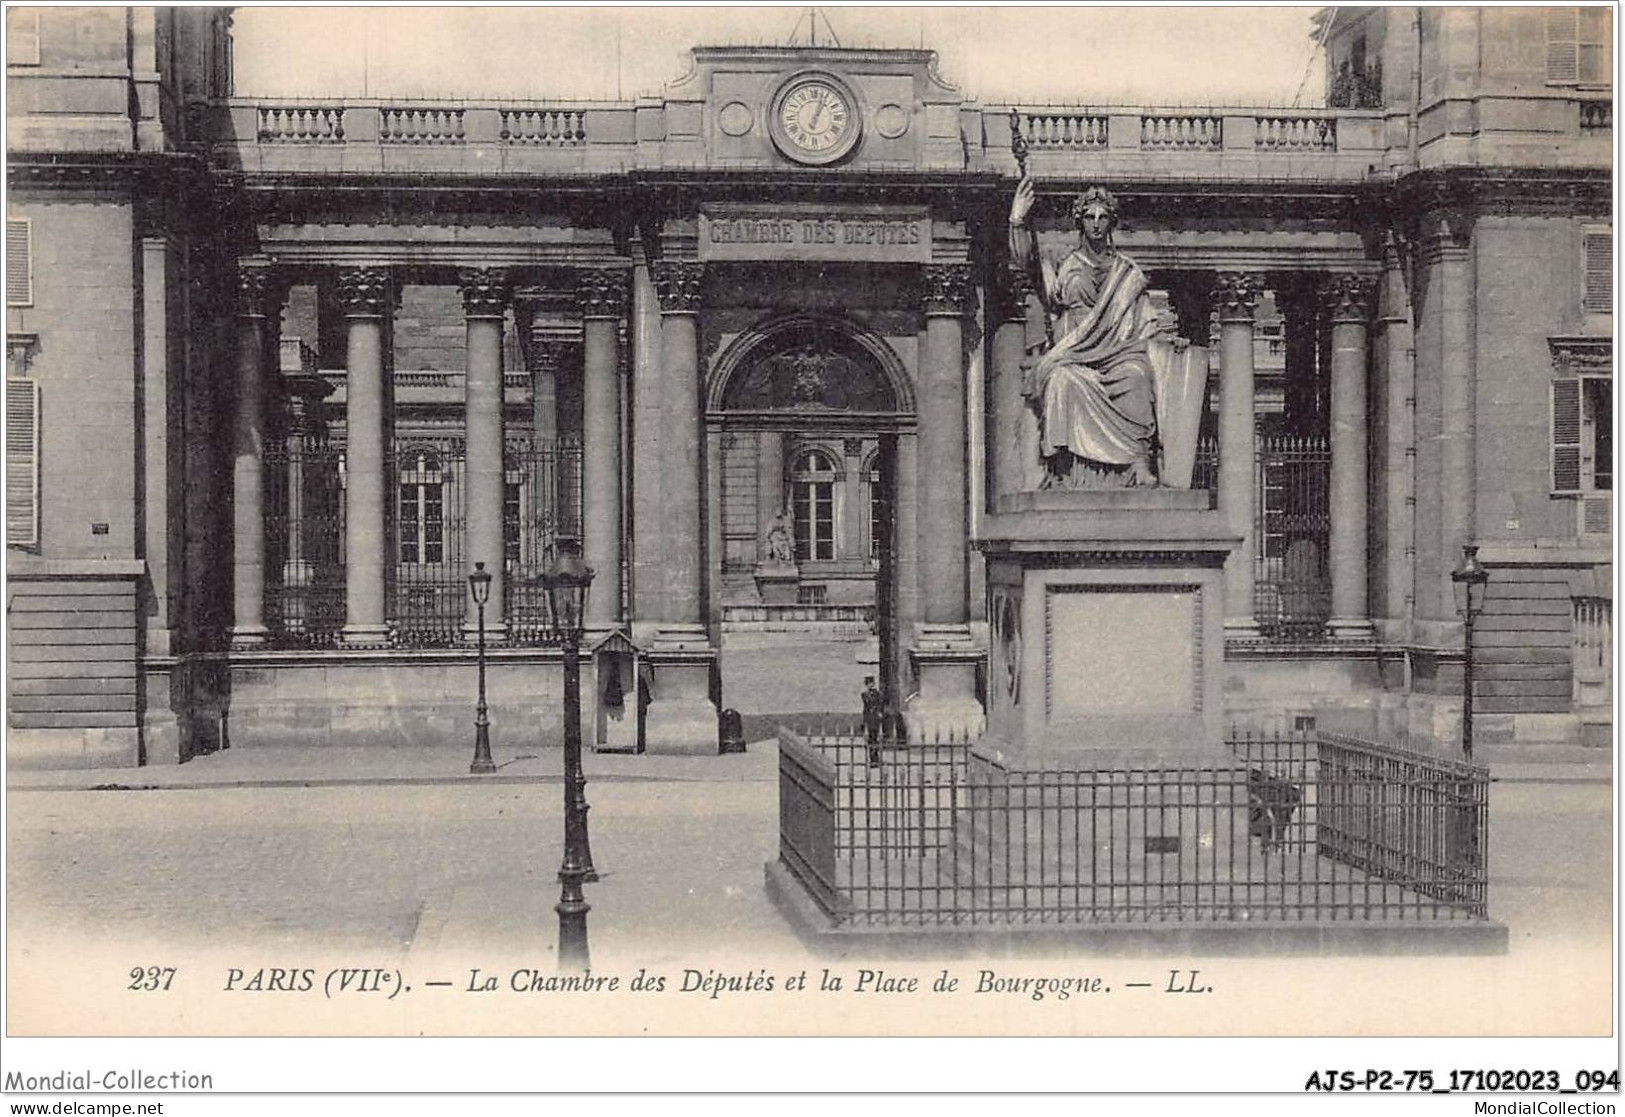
<box><xmin>468</xmin><ymin>562</ymin><xmax>495</xmax><ymax>775</ymax></box>
<box><xmin>541</xmin><ymin>542</ymin><xmax>596</xmax><ymax>973</ymax></box>
<box><xmin>1450</xmin><ymin>544</ymin><xmax>1489</xmax><ymax>761</ymax></box>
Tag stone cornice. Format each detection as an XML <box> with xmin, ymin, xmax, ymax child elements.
<box><xmin>1391</xmin><ymin>165</ymin><xmax>1613</xmax><ymax>221</ymax></box>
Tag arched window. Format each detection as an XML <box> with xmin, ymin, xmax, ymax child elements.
<box><xmin>398</xmin><ymin>451</ymin><xmax>445</xmax><ymax>564</ymax></box>
<box><xmin>791</xmin><ymin>448</ymin><xmax>838</xmax><ymax>562</ymax></box>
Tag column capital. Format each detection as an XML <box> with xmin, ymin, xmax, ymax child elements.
<box><xmin>234</xmin><ymin>264</ymin><xmax>277</xmax><ymax>319</ymax></box>
<box><xmin>651</xmin><ymin>259</ymin><xmax>703</xmax><ymax>314</ymax></box>
<box><xmin>1321</xmin><ymin>273</ymin><xmax>1377</xmax><ymax>323</ymax></box>
<box><xmin>1212</xmin><ymin>270</ymin><xmax>1264</xmax><ymax>322</ymax></box>
<box><xmin>459</xmin><ymin>268</ymin><xmax>511</xmax><ymax>319</ymax></box>
<box><xmin>990</xmin><ymin>264</ymin><xmax>1032</xmax><ymax>325</ymax></box>
<box><xmin>335</xmin><ymin>266</ymin><xmax>393</xmax><ymax>318</ymax></box>
<box><xmin>922</xmin><ymin>262</ymin><xmax>973</xmax><ymax>317</ymax></box>
<box><xmin>579</xmin><ymin>268</ymin><xmax>628</xmax><ymax>320</ymax></box>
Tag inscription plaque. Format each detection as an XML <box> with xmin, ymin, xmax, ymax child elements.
<box><xmin>700</xmin><ymin>207</ymin><xmax>931</xmax><ymax>263</ymax></box>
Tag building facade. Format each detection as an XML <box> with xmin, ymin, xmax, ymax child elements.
<box><xmin>5</xmin><ymin>7</ymin><xmax>1612</xmax><ymax>767</ymax></box>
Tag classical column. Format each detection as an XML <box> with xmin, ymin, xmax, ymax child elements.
<box><xmin>528</xmin><ymin>328</ymin><xmax>562</xmax><ymax>444</ymax></box>
<box><xmin>842</xmin><ymin>438</ymin><xmax>863</xmax><ymax>561</ymax></box>
<box><xmin>756</xmin><ymin>431</ymin><xmax>784</xmax><ymax>558</ymax></box>
<box><xmin>989</xmin><ymin>264</ymin><xmax>1035</xmax><ymax>504</ymax></box>
<box><xmin>918</xmin><ymin>263</ymin><xmax>971</xmax><ymax>626</ymax></box>
<box><xmin>629</xmin><ymin>250</ymin><xmax>665</xmax><ymax>634</ymax></box>
<box><xmin>1324</xmin><ymin>273</ymin><xmax>1376</xmax><ymax>641</ymax></box>
<box><xmin>651</xmin><ymin>259</ymin><xmax>705</xmax><ymax>631</ymax></box>
<box><xmin>338</xmin><ymin>266</ymin><xmax>393</xmax><ymax>646</ymax></box>
<box><xmin>230</xmin><ymin>264</ymin><xmax>275</xmax><ymax>649</ymax></box>
<box><xmin>1433</xmin><ymin>218</ymin><xmax>1476</xmax><ymax>626</ymax></box>
<box><xmin>580</xmin><ymin>268</ymin><xmax>626</xmax><ymax>628</ymax></box>
<box><xmin>643</xmin><ymin>257</ymin><xmax>716</xmax><ymax>755</ymax></box>
<box><xmin>461</xmin><ymin>268</ymin><xmax>511</xmax><ymax>641</ymax></box>
<box><xmin>1214</xmin><ymin>270</ymin><xmax>1264</xmax><ymax>639</ymax></box>
<box><xmin>1379</xmin><ymin>234</ymin><xmax>1416</xmax><ymax>643</ymax></box>
<box><xmin>905</xmin><ymin>263</ymin><xmax>983</xmax><ymax>744</ymax></box>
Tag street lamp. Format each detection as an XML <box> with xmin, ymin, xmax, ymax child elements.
<box><xmin>541</xmin><ymin>542</ymin><xmax>597</xmax><ymax>973</ymax></box>
<box><xmin>1451</xmin><ymin>544</ymin><xmax>1490</xmax><ymax>761</ymax></box>
<box><xmin>468</xmin><ymin>562</ymin><xmax>495</xmax><ymax>775</ymax></box>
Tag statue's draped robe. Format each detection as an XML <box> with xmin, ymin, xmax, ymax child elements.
<box><xmin>1011</xmin><ymin>229</ymin><xmax>1162</xmax><ymax>469</ymax></box>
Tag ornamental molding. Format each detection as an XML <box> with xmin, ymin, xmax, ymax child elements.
<box><xmin>578</xmin><ymin>268</ymin><xmax>627</xmax><ymax>320</ymax></box>
<box><xmin>651</xmin><ymin>259</ymin><xmax>703</xmax><ymax>314</ymax></box>
<box><xmin>335</xmin><ymin>266</ymin><xmax>393</xmax><ymax>318</ymax></box>
<box><xmin>922</xmin><ymin>263</ymin><xmax>972</xmax><ymax>317</ymax></box>
<box><xmin>1320</xmin><ymin>273</ymin><xmax>1376</xmax><ymax>323</ymax></box>
<box><xmin>1549</xmin><ymin>335</ymin><xmax>1613</xmax><ymax>376</ymax></box>
<box><xmin>234</xmin><ymin>265</ymin><xmax>277</xmax><ymax>319</ymax></box>
<box><xmin>1212</xmin><ymin>271</ymin><xmax>1264</xmax><ymax>322</ymax></box>
<box><xmin>458</xmin><ymin>268</ymin><xmax>511</xmax><ymax>318</ymax></box>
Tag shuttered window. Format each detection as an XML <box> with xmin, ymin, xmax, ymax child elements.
<box><xmin>6</xmin><ymin>219</ymin><xmax>31</xmax><ymax>307</ymax></box>
<box><xmin>6</xmin><ymin>377</ymin><xmax>39</xmax><ymax>547</ymax></box>
<box><xmin>1552</xmin><ymin>377</ymin><xmax>1583</xmax><ymax>493</ymax></box>
<box><xmin>1549</xmin><ymin>7</ymin><xmax>1613</xmax><ymax>85</ymax></box>
<box><xmin>1583</xmin><ymin>228</ymin><xmax>1612</xmax><ymax>314</ymax></box>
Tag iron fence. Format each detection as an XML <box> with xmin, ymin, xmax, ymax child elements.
<box><xmin>263</xmin><ymin>433</ymin><xmax>346</xmax><ymax>648</ymax></box>
<box><xmin>777</xmin><ymin>729</ymin><xmax>1489</xmax><ymax>927</ymax></box>
<box><xmin>261</xmin><ymin>433</ymin><xmax>582</xmax><ymax>648</ymax></box>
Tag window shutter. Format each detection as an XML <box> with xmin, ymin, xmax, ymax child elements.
<box><xmin>1552</xmin><ymin>377</ymin><xmax>1583</xmax><ymax>493</ymax></box>
<box><xmin>6</xmin><ymin>219</ymin><xmax>31</xmax><ymax>307</ymax></box>
<box><xmin>1578</xmin><ymin>6</ymin><xmax>1612</xmax><ymax>85</ymax></box>
<box><xmin>6</xmin><ymin>378</ymin><xmax>39</xmax><ymax>547</ymax></box>
<box><xmin>1548</xmin><ymin>8</ymin><xmax>1580</xmax><ymax>84</ymax></box>
<box><xmin>1583</xmin><ymin>229</ymin><xmax>1612</xmax><ymax>313</ymax></box>
<box><xmin>1581</xmin><ymin>493</ymin><xmax>1612</xmax><ymax>536</ymax></box>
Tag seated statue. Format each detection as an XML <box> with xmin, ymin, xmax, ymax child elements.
<box><xmin>1009</xmin><ymin>177</ymin><xmax>1203</xmax><ymax>490</ymax></box>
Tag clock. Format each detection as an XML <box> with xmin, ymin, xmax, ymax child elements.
<box><xmin>769</xmin><ymin>72</ymin><xmax>861</xmax><ymax>165</ymax></box>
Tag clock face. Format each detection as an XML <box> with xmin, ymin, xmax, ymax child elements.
<box><xmin>770</xmin><ymin>74</ymin><xmax>861</xmax><ymax>164</ymax></box>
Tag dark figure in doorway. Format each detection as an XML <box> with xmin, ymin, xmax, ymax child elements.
<box><xmin>1247</xmin><ymin>767</ymin><xmax>1301</xmax><ymax>854</ymax></box>
<box><xmin>861</xmin><ymin>676</ymin><xmax>885</xmax><ymax>767</ymax></box>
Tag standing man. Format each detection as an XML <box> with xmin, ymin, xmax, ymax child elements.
<box><xmin>861</xmin><ymin>675</ymin><xmax>885</xmax><ymax>767</ymax></box>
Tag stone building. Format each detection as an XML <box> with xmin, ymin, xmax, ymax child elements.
<box><xmin>5</xmin><ymin>7</ymin><xmax>1612</xmax><ymax>767</ymax></box>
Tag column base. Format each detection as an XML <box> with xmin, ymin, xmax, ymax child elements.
<box><xmin>340</xmin><ymin>624</ymin><xmax>392</xmax><ymax>648</ymax></box>
<box><xmin>906</xmin><ymin>626</ymin><xmax>985</xmax><ymax>745</ymax></box>
<box><xmin>229</xmin><ymin>624</ymin><xmax>269</xmax><ymax>649</ymax></box>
<box><xmin>1325</xmin><ymin>616</ymin><xmax>1377</xmax><ymax>642</ymax></box>
<box><xmin>644</xmin><ymin>637</ymin><xmax>719</xmax><ymax>756</ymax></box>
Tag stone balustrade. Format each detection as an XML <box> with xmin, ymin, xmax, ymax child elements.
<box><xmin>1141</xmin><ymin>112</ymin><xmax>1223</xmax><ymax>149</ymax></box>
<box><xmin>1018</xmin><ymin>110</ymin><xmax>1109</xmax><ymax>149</ymax></box>
<box><xmin>500</xmin><ymin>108</ymin><xmax>587</xmax><ymax>146</ymax></box>
<box><xmin>379</xmin><ymin>106</ymin><xmax>466</xmax><ymax>144</ymax></box>
<box><xmin>1255</xmin><ymin>112</ymin><xmax>1338</xmax><ymax>151</ymax></box>
<box><xmin>257</xmin><ymin>105</ymin><xmax>345</xmax><ymax>143</ymax></box>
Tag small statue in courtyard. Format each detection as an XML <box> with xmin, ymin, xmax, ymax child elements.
<box><xmin>1009</xmin><ymin>174</ymin><xmax>1200</xmax><ymax>489</ymax></box>
<box><xmin>764</xmin><ymin>509</ymin><xmax>795</xmax><ymax>564</ymax></box>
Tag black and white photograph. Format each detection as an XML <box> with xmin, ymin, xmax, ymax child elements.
<box><xmin>2</xmin><ymin>1</ymin><xmax>1617</xmax><ymax>1103</ymax></box>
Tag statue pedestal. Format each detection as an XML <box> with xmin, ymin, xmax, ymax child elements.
<box><xmin>752</xmin><ymin>561</ymin><xmax>800</xmax><ymax>605</ymax></box>
<box><xmin>905</xmin><ymin>625</ymin><xmax>986</xmax><ymax>745</ymax></box>
<box><xmin>979</xmin><ymin>489</ymin><xmax>1240</xmax><ymax>761</ymax></box>
<box><xmin>963</xmin><ymin>490</ymin><xmax>1246</xmax><ymax>897</ymax></box>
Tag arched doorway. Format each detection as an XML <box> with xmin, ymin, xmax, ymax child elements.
<box><xmin>704</xmin><ymin>313</ymin><xmax>915</xmax><ymax>723</ymax></box>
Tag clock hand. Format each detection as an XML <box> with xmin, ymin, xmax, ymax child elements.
<box><xmin>810</xmin><ymin>98</ymin><xmax>827</xmax><ymax>131</ymax></box>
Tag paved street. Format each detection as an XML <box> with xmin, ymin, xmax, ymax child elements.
<box><xmin>4</xmin><ymin>737</ymin><xmax>1613</xmax><ymax>1037</ymax></box>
